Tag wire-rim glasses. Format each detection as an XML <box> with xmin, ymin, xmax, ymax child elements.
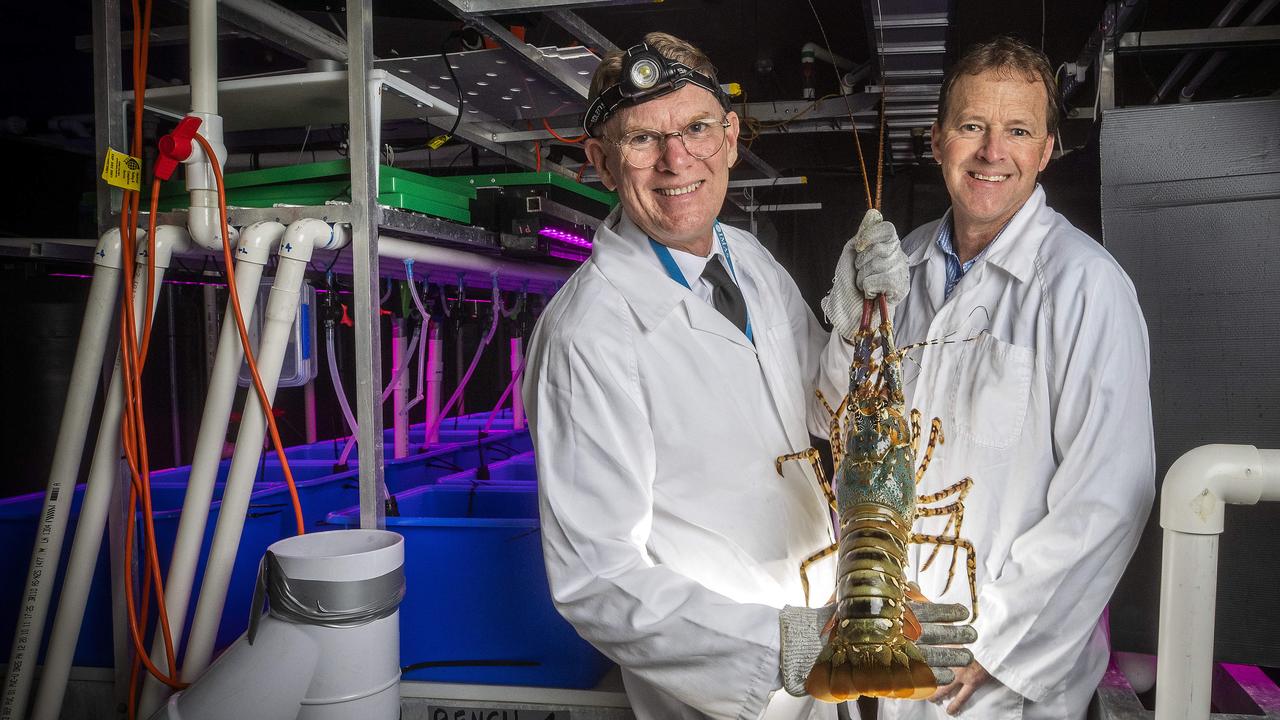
<box><xmin>610</xmin><ymin>117</ymin><xmax>731</xmax><ymax>169</ymax></box>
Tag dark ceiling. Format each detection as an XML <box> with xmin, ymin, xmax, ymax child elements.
<box><xmin>1</xmin><ymin>0</ymin><xmax>1277</xmax><ymax>238</ymax></box>
<box><xmin>7</xmin><ymin>1</ymin><xmax>1279</xmax><ymax>135</ymax></box>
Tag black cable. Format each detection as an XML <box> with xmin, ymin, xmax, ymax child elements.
<box><xmin>322</xmin><ymin>241</ymin><xmax>349</xmax><ymax>274</ymax></box>
<box><xmin>446</xmin><ymin>144</ymin><xmax>473</xmax><ymax>169</ymax></box>
<box><xmin>1134</xmin><ymin>0</ymin><xmax>1159</xmax><ymax>103</ymax></box>
<box><xmin>437</xmin><ymin>33</ymin><xmax>465</xmax><ymax>144</ymax></box>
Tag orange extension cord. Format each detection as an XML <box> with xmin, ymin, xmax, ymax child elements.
<box><xmin>110</xmin><ymin>1</ymin><xmax>307</xmax><ymax>715</ymax></box>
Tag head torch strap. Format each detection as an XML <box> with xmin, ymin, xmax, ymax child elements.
<box><xmin>584</xmin><ymin>60</ymin><xmax>731</xmax><ymax>137</ymax></box>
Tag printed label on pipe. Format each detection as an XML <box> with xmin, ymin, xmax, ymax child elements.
<box><xmin>102</xmin><ymin>148</ymin><xmax>142</xmax><ymax>191</ymax></box>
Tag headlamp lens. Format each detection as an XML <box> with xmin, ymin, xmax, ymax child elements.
<box><xmin>629</xmin><ymin>58</ymin><xmax>660</xmax><ymax>89</ymax></box>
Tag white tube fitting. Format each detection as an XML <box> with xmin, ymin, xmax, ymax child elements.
<box><xmin>148</xmin><ymin>530</ymin><xmax>403</xmax><ymax>720</ymax></box>
<box><xmin>92</xmin><ymin>227</ymin><xmax>127</xmax><ymax>269</ymax></box>
<box><xmin>800</xmin><ymin>41</ymin><xmax>854</xmax><ymax>72</ymax></box>
<box><xmin>186</xmin><ymin>196</ymin><xmax>240</xmax><ymax>253</ymax></box>
<box><xmin>145</xmin><ymin>225</ymin><xmax>194</xmax><ymax>268</ymax></box>
<box><xmin>1159</xmin><ymin>444</ymin><xmax>1280</xmax><ymax>534</ymax></box>
<box><xmin>283</xmin><ymin>217</ymin><xmax>344</xmax><ymax>260</ymax></box>
<box><xmin>137</xmin><ymin>221</ymin><xmax>285</xmax><ymax>719</ymax></box>
<box><xmin>184</xmin><ymin>116</ymin><xmax>226</xmax><ymax>194</ymax></box>
<box><xmin>1154</xmin><ymin>444</ymin><xmax>1280</xmax><ymax>720</ymax></box>
<box><xmin>181</xmin><ymin>219</ymin><xmax>335</xmax><ymax>681</ymax></box>
<box><xmin>235</xmin><ymin>220</ymin><xmax>282</xmax><ymax>265</ymax></box>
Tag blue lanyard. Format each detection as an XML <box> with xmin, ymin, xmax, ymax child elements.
<box><xmin>648</xmin><ymin>222</ymin><xmax>753</xmax><ymax>342</ymax></box>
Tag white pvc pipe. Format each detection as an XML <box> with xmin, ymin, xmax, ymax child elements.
<box><xmin>1155</xmin><ymin>444</ymin><xmax>1280</xmax><ymax>720</ymax></box>
<box><xmin>32</xmin><ymin>226</ymin><xmax>192</xmax><ymax>720</ymax></box>
<box><xmin>800</xmin><ymin>41</ymin><xmax>855</xmax><ymax>73</ymax></box>
<box><xmin>377</xmin><ymin>237</ymin><xmax>572</xmax><ymax>287</ymax></box>
<box><xmin>424</xmin><ymin>322</ymin><xmax>442</xmax><ymax>448</ymax></box>
<box><xmin>185</xmin><ymin>0</ymin><xmax>231</xmax><ymax>253</ymax></box>
<box><xmin>181</xmin><ymin>218</ymin><xmax>341</xmax><ymax>681</ymax></box>
<box><xmin>184</xmin><ymin>0</ymin><xmax>230</xmax><ymax>254</ymax></box>
<box><xmin>148</xmin><ymin>530</ymin><xmax>403</xmax><ymax>720</ymax></box>
<box><xmin>403</xmin><ymin>267</ymin><xmax>430</xmax><ymax>418</ymax></box>
<box><xmin>422</xmin><ymin>284</ymin><xmax>501</xmax><ymax>444</ymax></box>
<box><xmin>510</xmin><ymin>337</ymin><xmax>525</xmax><ymax>431</ymax></box>
<box><xmin>303</xmin><ymin>379</ymin><xmax>318</xmax><ymax>444</ymax></box>
<box><xmin>0</xmin><ymin>230</ymin><xmax>124</xmax><ymax>720</ymax></box>
<box><xmin>137</xmin><ymin>222</ymin><xmax>283</xmax><ymax>718</ymax></box>
<box><xmin>190</xmin><ymin>0</ymin><xmax>217</xmax><ymax>115</ymax></box>
<box><xmin>338</xmin><ymin>322</ymin><xmax>421</xmax><ymax>465</ymax></box>
<box><xmin>392</xmin><ymin>320</ymin><xmax>409</xmax><ymax>459</ymax></box>
<box><xmin>326</xmin><ymin>324</ymin><xmax>359</xmax><ymax>444</ymax></box>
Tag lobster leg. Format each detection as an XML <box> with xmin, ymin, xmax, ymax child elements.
<box><xmin>908</xmin><ymin>531</ymin><xmax>979</xmax><ymax>621</ymax></box>
<box><xmin>914</xmin><ymin>418</ymin><xmax>944</xmax><ymax>484</ymax></box>
<box><xmin>799</xmin><ymin>543</ymin><xmax>838</xmax><ymax>606</ymax></box>
<box><xmin>815</xmin><ymin>390</ymin><xmax>849</xmax><ymax>469</ymax></box>
<box><xmin>916</xmin><ymin>477</ymin><xmax>974</xmax><ymax>586</ymax></box>
<box><xmin>775</xmin><ymin>448</ymin><xmax>836</xmax><ymax>512</ymax></box>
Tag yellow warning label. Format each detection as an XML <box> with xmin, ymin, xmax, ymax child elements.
<box><xmin>101</xmin><ymin>148</ymin><xmax>142</xmax><ymax>191</ymax></box>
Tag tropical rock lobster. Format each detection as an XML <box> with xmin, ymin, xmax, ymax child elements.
<box><xmin>776</xmin><ymin>296</ymin><xmax>977</xmax><ymax>701</ymax></box>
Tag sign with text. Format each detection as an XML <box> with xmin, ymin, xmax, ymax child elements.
<box><xmin>427</xmin><ymin>707</ymin><xmax>570</xmax><ymax>720</ymax></box>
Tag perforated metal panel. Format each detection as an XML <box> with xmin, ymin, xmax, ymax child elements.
<box><xmin>1101</xmin><ymin>97</ymin><xmax>1280</xmax><ymax>666</ymax></box>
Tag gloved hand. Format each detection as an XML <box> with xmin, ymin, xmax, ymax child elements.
<box><xmin>779</xmin><ymin>600</ymin><xmax>976</xmax><ymax>698</ymax></box>
<box><xmin>821</xmin><ymin>209</ymin><xmax>909</xmax><ymax>341</ymax></box>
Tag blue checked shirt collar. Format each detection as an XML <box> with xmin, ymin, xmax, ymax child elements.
<box><xmin>936</xmin><ymin>215</ymin><xmax>995</xmax><ymax>299</ymax></box>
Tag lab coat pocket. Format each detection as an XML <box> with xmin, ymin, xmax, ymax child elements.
<box><xmin>948</xmin><ymin>331</ymin><xmax>1034</xmax><ymax>450</ymax></box>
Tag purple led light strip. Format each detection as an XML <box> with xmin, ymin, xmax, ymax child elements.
<box><xmin>538</xmin><ymin>227</ymin><xmax>593</xmax><ymax>249</ymax></box>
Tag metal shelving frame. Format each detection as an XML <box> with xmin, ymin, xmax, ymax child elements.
<box><xmin>87</xmin><ymin>0</ymin><xmax>642</xmax><ymax>713</ymax></box>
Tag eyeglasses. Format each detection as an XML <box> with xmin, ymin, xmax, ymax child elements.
<box><xmin>610</xmin><ymin>117</ymin><xmax>731</xmax><ymax>169</ymax></box>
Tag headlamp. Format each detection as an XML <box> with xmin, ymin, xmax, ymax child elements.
<box><xmin>584</xmin><ymin>43</ymin><xmax>731</xmax><ymax>137</ymax></box>
<box><xmin>629</xmin><ymin>57</ymin><xmax>661</xmax><ymax>89</ymax></box>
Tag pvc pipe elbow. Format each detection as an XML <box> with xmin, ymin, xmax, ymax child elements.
<box><xmin>186</xmin><ymin>201</ymin><xmax>240</xmax><ymax>252</ymax></box>
<box><xmin>93</xmin><ymin>229</ymin><xmax>127</xmax><ymax>269</ymax></box>
<box><xmin>800</xmin><ymin>41</ymin><xmax>853</xmax><ymax>71</ymax></box>
<box><xmin>235</xmin><ymin>221</ymin><xmax>286</xmax><ymax>265</ymax></box>
<box><xmin>1160</xmin><ymin>444</ymin><xmax>1280</xmax><ymax>534</ymax></box>
<box><xmin>143</xmin><ymin>225</ymin><xmax>194</xmax><ymax>269</ymax></box>
<box><xmin>279</xmin><ymin>218</ymin><xmax>338</xmax><ymax>264</ymax></box>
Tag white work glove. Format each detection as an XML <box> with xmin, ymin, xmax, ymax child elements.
<box><xmin>821</xmin><ymin>209</ymin><xmax>909</xmax><ymax>341</ymax></box>
<box><xmin>778</xmin><ymin>601</ymin><xmax>976</xmax><ymax>697</ymax></box>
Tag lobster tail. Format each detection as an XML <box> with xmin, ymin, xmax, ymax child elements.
<box><xmin>805</xmin><ymin>643</ymin><xmax>936</xmax><ymax>701</ymax></box>
<box><xmin>804</xmin><ymin>503</ymin><xmax>938</xmax><ymax>700</ymax></box>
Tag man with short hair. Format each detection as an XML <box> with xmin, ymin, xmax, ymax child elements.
<box><xmin>877</xmin><ymin>36</ymin><xmax>1157</xmax><ymax>720</ymax></box>
<box><xmin>522</xmin><ymin>32</ymin><xmax>961</xmax><ymax>719</ymax></box>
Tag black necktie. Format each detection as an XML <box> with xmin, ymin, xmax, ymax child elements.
<box><xmin>700</xmin><ymin>257</ymin><xmax>748</xmax><ymax>335</ymax></box>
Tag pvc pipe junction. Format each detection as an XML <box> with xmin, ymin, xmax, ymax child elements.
<box><xmin>1155</xmin><ymin>444</ymin><xmax>1280</xmax><ymax>720</ymax></box>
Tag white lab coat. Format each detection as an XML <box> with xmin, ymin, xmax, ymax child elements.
<box><xmin>523</xmin><ymin>206</ymin><xmax>854</xmax><ymax>720</ymax></box>
<box><xmin>880</xmin><ymin>186</ymin><xmax>1156</xmax><ymax>720</ymax></box>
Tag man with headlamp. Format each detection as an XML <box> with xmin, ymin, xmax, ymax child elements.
<box><xmin>523</xmin><ymin>33</ymin><xmax>964</xmax><ymax>719</ymax></box>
